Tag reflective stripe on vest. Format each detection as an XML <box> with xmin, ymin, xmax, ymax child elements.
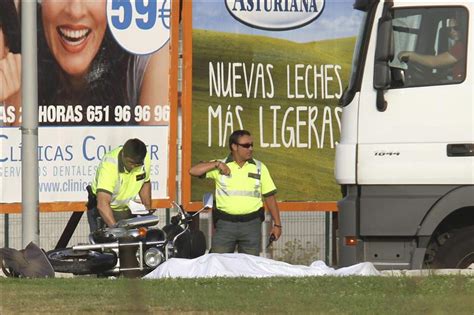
<box><xmin>216</xmin><ymin>188</ymin><xmax>261</xmax><ymax>198</ymax></box>
<box><xmin>217</xmin><ymin>158</ymin><xmax>228</xmax><ymax>192</ymax></box>
<box><xmin>105</xmin><ymin>158</ymin><xmax>145</xmax><ymax>209</ymax></box>
<box><xmin>102</xmin><ymin>155</ymin><xmax>122</xmax><ymax>204</ymax></box>
<box><xmin>254</xmin><ymin>160</ymin><xmax>261</xmax><ymax>193</ymax></box>
<box><xmin>102</xmin><ymin>156</ymin><xmax>118</xmax><ymax>164</ymax></box>
<box><xmin>217</xmin><ymin>159</ymin><xmax>262</xmax><ymax>199</ymax></box>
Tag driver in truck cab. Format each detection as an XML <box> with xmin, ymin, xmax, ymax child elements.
<box><xmin>398</xmin><ymin>18</ymin><xmax>466</xmax><ymax>81</ymax></box>
<box><xmin>87</xmin><ymin>138</ymin><xmax>152</xmax><ymax>232</ymax></box>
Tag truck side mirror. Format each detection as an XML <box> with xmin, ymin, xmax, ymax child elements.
<box><xmin>373</xmin><ymin>8</ymin><xmax>394</xmax><ymax>112</ymax></box>
<box><xmin>354</xmin><ymin>0</ymin><xmax>370</xmax><ymax>11</ymax></box>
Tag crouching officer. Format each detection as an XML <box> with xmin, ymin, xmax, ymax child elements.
<box><xmin>87</xmin><ymin>138</ymin><xmax>152</xmax><ymax>232</ymax></box>
<box><xmin>189</xmin><ymin>130</ymin><xmax>282</xmax><ymax>256</ymax></box>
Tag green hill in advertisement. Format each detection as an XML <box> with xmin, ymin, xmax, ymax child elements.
<box><xmin>191</xmin><ymin>29</ymin><xmax>356</xmax><ymax>202</ymax></box>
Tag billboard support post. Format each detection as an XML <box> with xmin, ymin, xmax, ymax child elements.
<box><xmin>21</xmin><ymin>0</ymin><xmax>39</xmax><ymax>246</ymax></box>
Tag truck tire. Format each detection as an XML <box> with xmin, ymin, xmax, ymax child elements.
<box><xmin>428</xmin><ymin>226</ymin><xmax>474</xmax><ymax>269</ymax></box>
<box><xmin>47</xmin><ymin>248</ymin><xmax>117</xmax><ymax>275</ymax></box>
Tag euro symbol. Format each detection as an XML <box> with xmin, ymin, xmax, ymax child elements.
<box><xmin>159</xmin><ymin>0</ymin><xmax>171</xmax><ymax>30</ymax></box>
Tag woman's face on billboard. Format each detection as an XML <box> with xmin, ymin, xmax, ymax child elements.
<box><xmin>42</xmin><ymin>0</ymin><xmax>107</xmax><ymax>78</ymax></box>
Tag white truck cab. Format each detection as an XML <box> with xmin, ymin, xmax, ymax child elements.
<box><xmin>336</xmin><ymin>0</ymin><xmax>473</xmax><ymax>269</ymax></box>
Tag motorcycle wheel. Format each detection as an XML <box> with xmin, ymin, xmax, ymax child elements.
<box><xmin>46</xmin><ymin>248</ymin><xmax>117</xmax><ymax>275</ymax></box>
<box><xmin>162</xmin><ymin>224</ymin><xmax>191</xmax><ymax>258</ymax></box>
<box><xmin>190</xmin><ymin>230</ymin><xmax>207</xmax><ymax>258</ymax></box>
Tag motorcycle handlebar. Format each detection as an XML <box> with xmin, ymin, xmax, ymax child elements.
<box><xmin>170</xmin><ymin>201</ymin><xmax>212</xmax><ymax>226</ymax></box>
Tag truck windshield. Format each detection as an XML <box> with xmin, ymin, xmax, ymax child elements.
<box><xmin>347</xmin><ymin>12</ymin><xmax>368</xmax><ymax>94</ymax></box>
<box><xmin>340</xmin><ymin>7</ymin><xmax>372</xmax><ymax>107</ymax></box>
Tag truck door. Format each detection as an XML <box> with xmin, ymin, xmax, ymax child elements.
<box><xmin>358</xmin><ymin>5</ymin><xmax>472</xmax><ymax>185</ymax></box>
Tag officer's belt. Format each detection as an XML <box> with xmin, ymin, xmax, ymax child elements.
<box><xmin>214</xmin><ymin>208</ymin><xmax>264</xmax><ymax>223</ymax></box>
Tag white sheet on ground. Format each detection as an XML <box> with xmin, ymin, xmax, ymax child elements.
<box><xmin>143</xmin><ymin>253</ymin><xmax>380</xmax><ymax>279</ymax></box>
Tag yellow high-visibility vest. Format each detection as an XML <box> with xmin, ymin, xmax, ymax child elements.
<box><xmin>92</xmin><ymin>147</ymin><xmax>151</xmax><ymax>211</ymax></box>
<box><xmin>206</xmin><ymin>156</ymin><xmax>276</xmax><ymax>215</ymax></box>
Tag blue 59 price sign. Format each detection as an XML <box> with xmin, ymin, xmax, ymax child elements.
<box><xmin>107</xmin><ymin>0</ymin><xmax>170</xmax><ymax>55</ymax></box>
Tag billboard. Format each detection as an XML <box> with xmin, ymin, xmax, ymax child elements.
<box><xmin>0</xmin><ymin>0</ymin><xmax>179</xmax><ymax>211</ymax></box>
<box><xmin>182</xmin><ymin>0</ymin><xmax>363</xmax><ymax>208</ymax></box>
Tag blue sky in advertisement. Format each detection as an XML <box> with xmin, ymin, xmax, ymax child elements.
<box><xmin>192</xmin><ymin>0</ymin><xmax>363</xmax><ymax>42</ymax></box>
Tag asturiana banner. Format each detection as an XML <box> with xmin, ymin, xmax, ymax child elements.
<box><xmin>189</xmin><ymin>0</ymin><xmax>363</xmax><ymax>202</ymax></box>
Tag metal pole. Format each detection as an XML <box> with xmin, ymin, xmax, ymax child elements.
<box><xmin>4</xmin><ymin>214</ymin><xmax>9</xmax><ymax>248</ymax></box>
<box><xmin>21</xmin><ymin>0</ymin><xmax>39</xmax><ymax>246</ymax></box>
<box><xmin>166</xmin><ymin>208</ymin><xmax>170</xmax><ymax>225</ymax></box>
<box><xmin>325</xmin><ymin>211</ymin><xmax>330</xmax><ymax>265</ymax></box>
<box><xmin>177</xmin><ymin>107</ymin><xmax>182</xmax><ymax>205</ymax></box>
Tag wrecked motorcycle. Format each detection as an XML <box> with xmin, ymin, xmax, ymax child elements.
<box><xmin>46</xmin><ymin>194</ymin><xmax>212</xmax><ymax>277</ymax></box>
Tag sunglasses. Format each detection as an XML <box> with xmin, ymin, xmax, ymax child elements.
<box><xmin>450</xmin><ymin>26</ymin><xmax>460</xmax><ymax>31</ymax></box>
<box><xmin>236</xmin><ymin>142</ymin><xmax>254</xmax><ymax>148</ymax></box>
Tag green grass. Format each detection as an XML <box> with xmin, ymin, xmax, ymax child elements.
<box><xmin>190</xmin><ymin>29</ymin><xmax>356</xmax><ymax>202</ymax></box>
<box><xmin>1</xmin><ymin>276</ymin><xmax>474</xmax><ymax>313</ymax></box>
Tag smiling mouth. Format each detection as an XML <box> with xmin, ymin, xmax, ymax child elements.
<box><xmin>57</xmin><ymin>27</ymin><xmax>91</xmax><ymax>46</ymax></box>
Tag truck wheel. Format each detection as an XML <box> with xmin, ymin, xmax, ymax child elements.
<box><xmin>428</xmin><ymin>226</ymin><xmax>474</xmax><ymax>269</ymax></box>
<box><xmin>47</xmin><ymin>248</ymin><xmax>117</xmax><ymax>275</ymax></box>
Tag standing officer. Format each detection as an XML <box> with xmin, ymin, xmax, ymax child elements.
<box><xmin>87</xmin><ymin>138</ymin><xmax>152</xmax><ymax>231</ymax></box>
<box><xmin>189</xmin><ymin>130</ymin><xmax>282</xmax><ymax>256</ymax></box>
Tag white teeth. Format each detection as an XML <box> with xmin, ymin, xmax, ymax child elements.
<box><xmin>59</xmin><ymin>27</ymin><xmax>89</xmax><ymax>41</ymax></box>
